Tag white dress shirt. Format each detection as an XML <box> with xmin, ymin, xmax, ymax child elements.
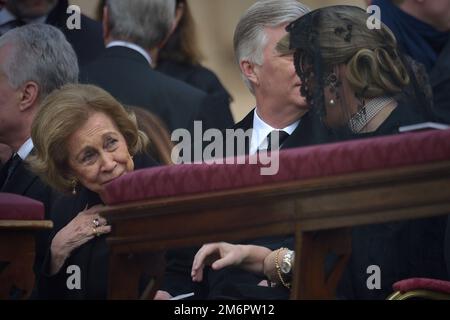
<box><xmin>17</xmin><ymin>138</ymin><xmax>34</xmax><ymax>160</ymax></box>
<box><xmin>249</xmin><ymin>108</ymin><xmax>300</xmax><ymax>155</ymax></box>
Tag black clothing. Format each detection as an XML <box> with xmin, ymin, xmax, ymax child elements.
<box><xmin>36</xmin><ymin>154</ymin><xmax>158</xmax><ymax>299</ymax></box>
<box><xmin>162</xmin><ymin>110</ymin><xmax>331</xmax><ymax>299</ymax></box>
<box><xmin>156</xmin><ymin>60</ymin><xmax>230</xmax><ymax>98</ymax></box>
<box><xmin>0</xmin><ymin>150</ymin><xmax>60</xmax><ymax>299</ymax></box>
<box><xmin>336</xmin><ymin>102</ymin><xmax>448</xmax><ymax>299</ymax></box>
<box><xmin>46</xmin><ymin>0</ymin><xmax>105</xmax><ymax>67</ymax></box>
<box><xmin>80</xmin><ymin>46</ymin><xmax>207</xmax><ymax>133</ymax></box>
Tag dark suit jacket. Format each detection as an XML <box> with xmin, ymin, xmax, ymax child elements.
<box><xmin>156</xmin><ymin>60</ymin><xmax>235</xmax><ymax>129</ymax></box>
<box><xmin>233</xmin><ymin>108</ymin><xmax>329</xmax><ymax>153</ymax></box>
<box><xmin>156</xmin><ymin>60</ymin><xmax>231</xmax><ymax>98</ymax></box>
<box><xmin>0</xmin><ymin>153</ymin><xmax>59</xmax><ymax>298</ymax></box>
<box><xmin>446</xmin><ymin>216</ymin><xmax>450</xmax><ymax>278</ymax></box>
<box><xmin>80</xmin><ymin>46</ymin><xmax>208</xmax><ymax>133</ymax></box>
<box><xmin>336</xmin><ymin>104</ymin><xmax>448</xmax><ymax>299</ymax></box>
<box><xmin>0</xmin><ymin>156</ymin><xmax>54</xmax><ymax>214</ymax></box>
<box><xmin>46</xmin><ymin>0</ymin><xmax>104</xmax><ymax>67</ymax></box>
<box><xmin>429</xmin><ymin>36</ymin><xmax>450</xmax><ymax>124</ymax></box>
<box><xmin>429</xmin><ymin>36</ymin><xmax>450</xmax><ymax>284</ymax></box>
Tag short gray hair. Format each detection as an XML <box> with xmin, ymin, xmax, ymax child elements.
<box><xmin>234</xmin><ymin>0</ymin><xmax>310</xmax><ymax>92</ymax></box>
<box><xmin>107</xmin><ymin>0</ymin><xmax>176</xmax><ymax>50</ymax></box>
<box><xmin>0</xmin><ymin>24</ymin><xmax>79</xmax><ymax>100</ymax></box>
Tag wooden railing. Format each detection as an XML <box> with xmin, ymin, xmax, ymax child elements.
<box><xmin>99</xmin><ymin>160</ymin><xmax>450</xmax><ymax>299</ymax></box>
<box><xmin>0</xmin><ymin>220</ymin><xmax>53</xmax><ymax>299</ymax></box>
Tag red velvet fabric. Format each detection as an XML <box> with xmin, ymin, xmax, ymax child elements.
<box><xmin>0</xmin><ymin>193</ymin><xmax>45</xmax><ymax>220</ymax></box>
<box><xmin>393</xmin><ymin>278</ymin><xmax>450</xmax><ymax>294</ymax></box>
<box><xmin>102</xmin><ymin>129</ymin><xmax>450</xmax><ymax>206</ymax></box>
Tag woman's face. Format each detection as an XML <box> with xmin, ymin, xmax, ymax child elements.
<box><xmin>67</xmin><ymin>112</ymin><xmax>134</xmax><ymax>195</ymax></box>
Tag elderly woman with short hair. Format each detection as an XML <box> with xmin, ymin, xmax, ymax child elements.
<box><xmin>30</xmin><ymin>84</ymin><xmax>157</xmax><ymax>299</ymax></box>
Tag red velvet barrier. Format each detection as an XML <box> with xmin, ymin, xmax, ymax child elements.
<box><xmin>393</xmin><ymin>278</ymin><xmax>450</xmax><ymax>294</ymax></box>
<box><xmin>0</xmin><ymin>193</ymin><xmax>45</xmax><ymax>220</ymax></box>
<box><xmin>102</xmin><ymin>129</ymin><xmax>450</xmax><ymax>205</ymax></box>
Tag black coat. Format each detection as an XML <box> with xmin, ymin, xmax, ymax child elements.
<box><xmin>446</xmin><ymin>216</ymin><xmax>450</xmax><ymax>278</ymax></box>
<box><xmin>156</xmin><ymin>61</ymin><xmax>235</xmax><ymax>129</ymax></box>
<box><xmin>36</xmin><ymin>154</ymin><xmax>158</xmax><ymax>299</ymax></box>
<box><xmin>429</xmin><ymin>36</ymin><xmax>450</xmax><ymax>124</ymax></box>
<box><xmin>0</xmin><ymin>154</ymin><xmax>59</xmax><ymax>286</ymax></box>
<box><xmin>156</xmin><ymin>60</ymin><xmax>231</xmax><ymax>98</ymax></box>
<box><xmin>0</xmin><ymin>156</ymin><xmax>55</xmax><ymax>215</ymax></box>
<box><xmin>80</xmin><ymin>46</ymin><xmax>208</xmax><ymax>133</ymax></box>
<box><xmin>336</xmin><ymin>102</ymin><xmax>449</xmax><ymax>300</ymax></box>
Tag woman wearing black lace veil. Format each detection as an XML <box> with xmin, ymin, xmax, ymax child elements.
<box><xmin>284</xmin><ymin>5</ymin><xmax>434</xmax><ymax>139</ymax></box>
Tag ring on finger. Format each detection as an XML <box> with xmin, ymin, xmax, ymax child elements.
<box><xmin>92</xmin><ymin>227</ymin><xmax>101</xmax><ymax>237</ymax></box>
<box><xmin>93</xmin><ymin>218</ymin><xmax>100</xmax><ymax>228</ymax></box>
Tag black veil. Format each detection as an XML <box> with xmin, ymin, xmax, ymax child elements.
<box><xmin>285</xmin><ymin>5</ymin><xmax>434</xmax><ymax>138</ymax></box>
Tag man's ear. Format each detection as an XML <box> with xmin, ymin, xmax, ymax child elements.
<box><xmin>19</xmin><ymin>81</ymin><xmax>39</xmax><ymax>112</ymax></box>
<box><xmin>241</xmin><ymin>60</ymin><xmax>259</xmax><ymax>87</ymax></box>
<box><xmin>102</xmin><ymin>5</ymin><xmax>110</xmax><ymax>43</ymax></box>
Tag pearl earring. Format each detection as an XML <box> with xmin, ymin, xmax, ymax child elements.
<box><xmin>329</xmin><ymin>99</ymin><xmax>336</xmax><ymax>106</ymax></box>
<box><xmin>71</xmin><ymin>180</ymin><xmax>77</xmax><ymax>195</ymax></box>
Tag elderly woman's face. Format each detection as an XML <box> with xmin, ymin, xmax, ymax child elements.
<box><xmin>67</xmin><ymin>112</ymin><xmax>134</xmax><ymax>195</ymax></box>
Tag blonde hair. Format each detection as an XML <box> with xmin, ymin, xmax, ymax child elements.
<box><xmin>29</xmin><ymin>84</ymin><xmax>148</xmax><ymax>193</ymax></box>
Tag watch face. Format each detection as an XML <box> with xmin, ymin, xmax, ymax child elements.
<box><xmin>281</xmin><ymin>260</ymin><xmax>291</xmax><ymax>274</ymax></box>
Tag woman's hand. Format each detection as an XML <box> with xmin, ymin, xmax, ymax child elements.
<box><xmin>50</xmin><ymin>204</ymin><xmax>110</xmax><ymax>275</ymax></box>
<box><xmin>191</xmin><ymin>242</ymin><xmax>247</xmax><ymax>282</ymax></box>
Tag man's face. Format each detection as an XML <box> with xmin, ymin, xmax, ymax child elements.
<box><xmin>0</xmin><ymin>44</ymin><xmax>22</xmax><ymax>145</ymax></box>
<box><xmin>6</xmin><ymin>0</ymin><xmax>58</xmax><ymax>19</ymax></box>
<box><xmin>253</xmin><ymin>25</ymin><xmax>307</xmax><ymax>112</ymax></box>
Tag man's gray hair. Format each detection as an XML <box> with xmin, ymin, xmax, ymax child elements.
<box><xmin>0</xmin><ymin>23</ymin><xmax>79</xmax><ymax>100</ymax></box>
<box><xmin>107</xmin><ymin>0</ymin><xmax>176</xmax><ymax>50</ymax></box>
<box><xmin>234</xmin><ymin>0</ymin><xmax>310</xmax><ymax>93</ymax></box>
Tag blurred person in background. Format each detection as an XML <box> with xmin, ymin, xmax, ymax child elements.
<box><xmin>0</xmin><ymin>0</ymin><xmax>104</xmax><ymax>66</ymax></box>
<box><xmin>367</xmin><ymin>0</ymin><xmax>450</xmax><ymax>123</ymax></box>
